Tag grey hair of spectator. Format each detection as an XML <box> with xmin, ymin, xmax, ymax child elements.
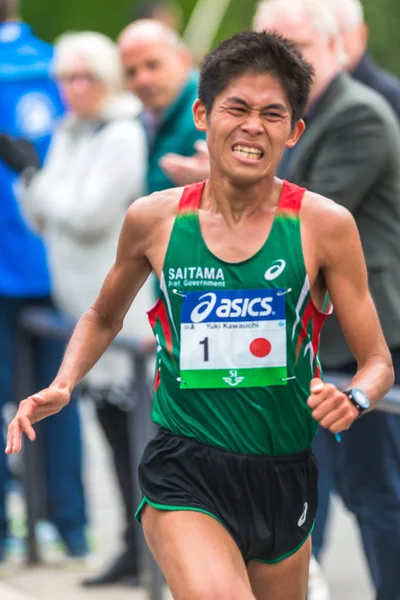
<box><xmin>329</xmin><ymin>0</ymin><xmax>364</xmax><ymax>29</ymax></box>
<box><xmin>253</xmin><ymin>0</ymin><xmax>344</xmax><ymax>62</ymax></box>
<box><xmin>0</xmin><ymin>0</ymin><xmax>19</xmax><ymax>21</ymax></box>
<box><xmin>328</xmin><ymin>0</ymin><xmax>367</xmax><ymax>72</ymax></box>
<box><xmin>52</xmin><ymin>32</ymin><xmax>124</xmax><ymax>92</ymax></box>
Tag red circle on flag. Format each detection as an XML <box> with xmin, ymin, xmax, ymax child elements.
<box><xmin>249</xmin><ymin>338</ymin><xmax>271</xmax><ymax>358</ymax></box>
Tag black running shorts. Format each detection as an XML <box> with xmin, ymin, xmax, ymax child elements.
<box><xmin>135</xmin><ymin>428</ymin><xmax>318</xmax><ymax>563</ymax></box>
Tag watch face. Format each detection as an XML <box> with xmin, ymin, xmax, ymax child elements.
<box><xmin>352</xmin><ymin>388</ymin><xmax>370</xmax><ymax>409</ymax></box>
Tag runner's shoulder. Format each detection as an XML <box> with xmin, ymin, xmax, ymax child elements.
<box><xmin>124</xmin><ymin>186</ymin><xmax>185</xmax><ymax>237</ymax></box>
<box><xmin>301</xmin><ymin>189</ymin><xmax>357</xmax><ymax>239</ymax></box>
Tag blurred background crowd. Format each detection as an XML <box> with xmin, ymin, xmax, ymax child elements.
<box><xmin>1</xmin><ymin>1</ymin><xmax>400</xmax><ymax>599</ymax></box>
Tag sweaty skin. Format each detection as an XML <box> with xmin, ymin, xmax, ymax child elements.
<box><xmin>5</xmin><ymin>180</ymin><xmax>392</xmax><ymax>452</ymax></box>
<box><xmin>6</xmin><ymin>67</ymin><xmax>393</xmax><ymax>600</ymax></box>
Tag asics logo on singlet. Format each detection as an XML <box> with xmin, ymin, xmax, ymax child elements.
<box><xmin>190</xmin><ymin>292</ymin><xmax>274</xmax><ymax>323</ymax></box>
<box><xmin>264</xmin><ymin>259</ymin><xmax>286</xmax><ymax>281</ymax></box>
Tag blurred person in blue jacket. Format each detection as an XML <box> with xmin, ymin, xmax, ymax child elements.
<box><xmin>0</xmin><ymin>0</ymin><xmax>88</xmax><ymax>561</ymax></box>
<box><xmin>118</xmin><ymin>19</ymin><xmax>206</xmax><ymax>194</ymax></box>
<box><xmin>2</xmin><ymin>30</ymin><xmax>153</xmax><ymax>586</ymax></box>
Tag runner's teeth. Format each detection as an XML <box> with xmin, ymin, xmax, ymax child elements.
<box><xmin>233</xmin><ymin>145</ymin><xmax>263</xmax><ymax>158</ymax></box>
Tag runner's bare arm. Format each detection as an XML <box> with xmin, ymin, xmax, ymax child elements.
<box><xmin>307</xmin><ymin>198</ymin><xmax>393</xmax><ymax>427</ymax></box>
<box><xmin>6</xmin><ymin>195</ymin><xmax>167</xmax><ymax>454</ymax></box>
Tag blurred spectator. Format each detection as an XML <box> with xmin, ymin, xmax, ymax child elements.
<box><xmin>254</xmin><ymin>1</ymin><xmax>400</xmax><ymax>600</ymax></box>
<box><xmin>118</xmin><ymin>19</ymin><xmax>206</xmax><ymax>193</ymax></box>
<box><xmin>5</xmin><ymin>30</ymin><xmax>153</xmax><ymax>586</ymax></box>
<box><xmin>331</xmin><ymin>0</ymin><xmax>400</xmax><ymax>118</ymax></box>
<box><xmin>0</xmin><ymin>0</ymin><xmax>88</xmax><ymax>562</ymax></box>
<box><xmin>128</xmin><ymin>0</ymin><xmax>184</xmax><ymax>32</ymax></box>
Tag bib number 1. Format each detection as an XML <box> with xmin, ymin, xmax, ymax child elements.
<box><xmin>179</xmin><ymin>289</ymin><xmax>288</xmax><ymax>389</ymax></box>
<box><xmin>199</xmin><ymin>337</ymin><xmax>209</xmax><ymax>361</ymax></box>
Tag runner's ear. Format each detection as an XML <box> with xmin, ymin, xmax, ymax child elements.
<box><xmin>285</xmin><ymin>119</ymin><xmax>306</xmax><ymax>149</ymax></box>
<box><xmin>193</xmin><ymin>99</ymin><xmax>207</xmax><ymax>132</ymax></box>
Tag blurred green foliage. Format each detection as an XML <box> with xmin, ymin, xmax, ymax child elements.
<box><xmin>363</xmin><ymin>0</ymin><xmax>400</xmax><ymax>76</ymax></box>
<box><xmin>22</xmin><ymin>0</ymin><xmax>400</xmax><ymax>76</ymax></box>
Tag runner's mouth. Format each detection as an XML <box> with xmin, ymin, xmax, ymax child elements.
<box><xmin>232</xmin><ymin>144</ymin><xmax>264</xmax><ymax>160</ymax></box>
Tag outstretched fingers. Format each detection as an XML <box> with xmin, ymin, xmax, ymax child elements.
<box><xmin>5</xmin><ymin>396</ymin><xmax>41</xmax><ymax>455</ymax></box>
<box><xmin>6</xmin><ymin>416</ymin><xmax>36</xmax><ymax>454</ymax></box>
<box><xmin>5</xmin><ymin>388</ymin><xmax>70</xmax><ymax>455</ymax></box>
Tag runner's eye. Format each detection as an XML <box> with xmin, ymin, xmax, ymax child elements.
<box><xmin>228</xmin><ymin>107</ymin><xmax>248</xmax><ymax>116</ymax></box>
<box><xmin>262</xmin><ymin>112</ymin><xmax>284</xmax><ymax>120</ymax></box>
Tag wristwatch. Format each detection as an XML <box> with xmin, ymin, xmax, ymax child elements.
<box><xmin>343</xmin><ymin>388</ymin><xmax>370</xmax><ymax>417</ymax></box>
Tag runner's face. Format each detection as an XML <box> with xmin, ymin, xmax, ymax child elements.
<box><xmin>194</xmin><ymin>72</ymin><xmax>303</xmax><ymax>185</ymax></box>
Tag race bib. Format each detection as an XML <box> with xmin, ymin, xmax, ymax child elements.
<box><xmin>180</xmin><ymin>289</ymin><xmax>287</xmax><ymax>389</ymax></box>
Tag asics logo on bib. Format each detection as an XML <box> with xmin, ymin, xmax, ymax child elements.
<box><xmin>190</xmin><ymin>292</ymin><xmax>274</xmax><ymax>324</ymax></box>
<box><xmin>264</xmin><ymin>259</ymin><xmax>286</xmax><ymax>281</ymax></box>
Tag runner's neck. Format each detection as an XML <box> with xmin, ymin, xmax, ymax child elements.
<box><xmin>204</xmin><ymin>176</ymin><xmax>281</xmax><ymax>223</ymax></box>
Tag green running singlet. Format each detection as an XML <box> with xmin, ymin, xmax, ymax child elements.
<box><xmin>148</xmin><ymin>180</ymin><xmax>332</xmax><ymax>455</ymax></box>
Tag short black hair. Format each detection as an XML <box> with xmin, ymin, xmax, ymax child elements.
<box><xmin>198</xmin><ymin>30</ymin><xmax>314</xmax><ymax>127</ymax></box>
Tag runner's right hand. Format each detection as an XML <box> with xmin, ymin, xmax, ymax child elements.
<box><xmin>5</xmin><ymin>387</ymin><xmax>71</xmax><ymax>455</ymax></box>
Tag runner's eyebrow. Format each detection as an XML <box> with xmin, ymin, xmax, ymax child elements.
<box><xmin>225</xmin><ymin>97</ymin><xmax>288</xmax><ymax>112</ymax></box>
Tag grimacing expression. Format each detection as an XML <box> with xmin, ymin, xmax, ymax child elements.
<box><xmin>121</xmin><ymin>39</ymin><xmax>189</xmax><ymax>112</ymax></box>
<box><xmin>194</xmin><ymin>72</ymin><xmax>304</xmax><ymax>185</ymax></box>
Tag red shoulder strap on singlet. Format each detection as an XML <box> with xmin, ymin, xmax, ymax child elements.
<box><xmin>277</xmin><ymin>180</ymin><xmax>307</xmax><ymax>215</ymax></box>
<box><xmin>177</xmin><ymin>180</ymin><xmax>306</xmax><ymax>214</ymax></box>
<box><xmin>177</xmin><ymin>180</ymin><xmax>206</xmax><ymax>214</ymax></box>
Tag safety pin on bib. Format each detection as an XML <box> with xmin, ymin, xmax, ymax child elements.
<box><xmin>277</xmin><ymin>288</ymin><xmax>292</xmax><ymax>297</ymax></box>
<box><xmin>172</xmin><ymin>289</ymin><xmax>187</xmax><ymax>298</ymax></box>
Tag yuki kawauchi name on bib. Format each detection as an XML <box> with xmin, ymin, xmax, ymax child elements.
<box><xmin>179</xmin><ymin>289</ymin><xmax>288</xmax><ymax>389</ymax></box>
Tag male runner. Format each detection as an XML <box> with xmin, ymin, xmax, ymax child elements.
<box><xmin>6</xmin><ymin>31</ymin><xmax>393</xmax><ymax>600</ymax></box>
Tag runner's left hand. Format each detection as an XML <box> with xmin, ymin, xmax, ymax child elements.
<box><xmin>307</xmin><ymin>378</ymin><xmax>359</xmax><ymax>433</ymax></box>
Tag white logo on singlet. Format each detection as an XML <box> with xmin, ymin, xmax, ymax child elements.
<box><xmin>264</xmin><ymin>259</ymin><xmax>286</xmax><ymax>281</ymax></box>
<box><xmin>297</xmin><ymin>502</ymin><xmax>308</xmax><ymax>527</ymax></box>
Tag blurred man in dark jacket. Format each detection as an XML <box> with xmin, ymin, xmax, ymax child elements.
<box><xmin>255</xmin><ymin>1</ymin><xmax>400</xmax><ymax>600</ymax></box>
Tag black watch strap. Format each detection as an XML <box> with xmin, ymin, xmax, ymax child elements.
<box><xmin>343</xmin><ymin>388</ymin><xmax>370</xmax><ymax>417</ymax></box>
